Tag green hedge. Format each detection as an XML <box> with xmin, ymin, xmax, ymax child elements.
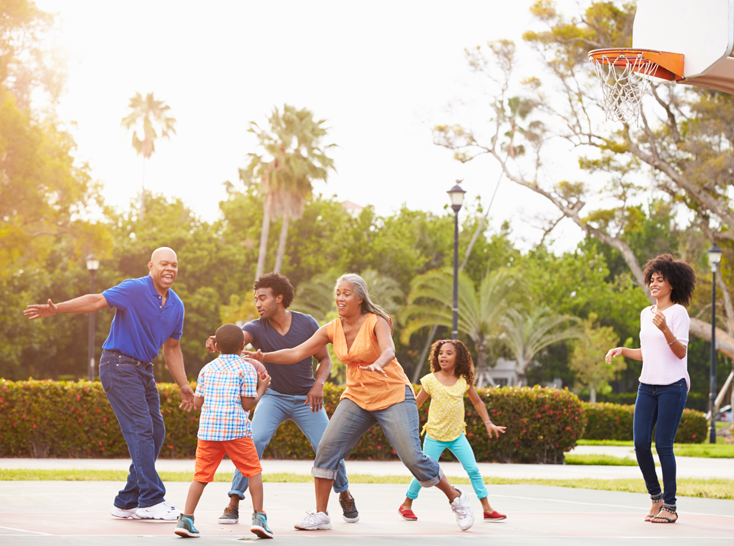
<box><xmin>582</xmin><ymin>402</ymin><xmax>707</xmax><ymax>443</ymax></box>
<box><xmin>0</xmin><ymin>380</ymin><xmax>585</xmax><ymax>463</ymax></box>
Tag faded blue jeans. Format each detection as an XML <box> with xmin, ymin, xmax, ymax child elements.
<box><xmin>634</xmin><ymin>378</ymin><xmax>688</xmax><ymax>507</ymax></box>
<box><xmin>313</xmin><ymin>386</ymin><xmax>443</xmax><ymax>487</ymax></box>
<box><xmin>228</xmin><ymin>390</ymin><xmax>349</xmax><ymax>499</ymax></box>
<box><xmin>99</xmin><ymin>350</ymin><xmax>166</xmax><ymax>509</ymax></box>
<box><xmin>406</xmin><ymin>433</ymin><xmax>487</xmax><ymax>500</ymax></box>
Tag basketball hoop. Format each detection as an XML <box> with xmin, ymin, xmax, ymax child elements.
<box><xmin>588</xmin><ymin>49</ymin><xmax>684</xmax><ymax>124</ymax></box>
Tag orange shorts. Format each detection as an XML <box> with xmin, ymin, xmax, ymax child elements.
<box><xmin>194</xmin><ymin>437</ymin><xmax>262</xmax><ymax>483</ymax></box>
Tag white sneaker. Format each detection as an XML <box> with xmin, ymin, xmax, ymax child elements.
<box><xmin>450</xmin><ymin>488</ymin><xmax>474</xmax><ymax>531</ymax></box>
<box><xmin>135</xmin><ymin>501</ymin><xmax>180</xmax><ymax>521</ymax></box>
<box><xmin>294</xmin><ymin>510</ymin><xmax>332</xmax><ymax>530</ymax></box>
<box><xmin>111</xmin><ymin>505</ymin><xmax>140</xmax><ymax>519</ymax></box>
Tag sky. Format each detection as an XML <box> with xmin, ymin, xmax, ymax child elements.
<box><xmin>36</xmin><ymin>0</ymin><xmax>589</xmax><ymax>251</ymax></box>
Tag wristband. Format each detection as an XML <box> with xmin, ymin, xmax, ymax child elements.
<box><xmin>484</xmin><ymin>420</ymin><xmax>493</xmax><ymax>425</ymax></box>
<box><xmin>667</xmin><ymin>338</ymin><xmax>677</xmax><ymax>346</ymax></box>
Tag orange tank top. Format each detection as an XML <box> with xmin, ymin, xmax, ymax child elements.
<box><xmin>327</xmin><ymin>313</ymin><xmax>414</xmax><ymax>411</ymax></box>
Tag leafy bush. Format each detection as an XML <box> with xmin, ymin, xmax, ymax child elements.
<box><xmin>0</xmin><ymin>380</ymin><xmax>586</xmax><ymax>463</ymax></box>
<box><xmin>582</xmin><ymin>402</ymin><xmax>706</xmax><ymax>443</ymax></box>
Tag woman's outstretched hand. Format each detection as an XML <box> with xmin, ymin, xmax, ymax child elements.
<box><xmin>359</xmin><ymin>362</ymin><xmax>387</xmax><ymax>377</ymax></box>
<box><xmin>605</xmin><ymin>347</ymin><xmax>624</xmax><ymax>364</ymax></box>
<box><xmin>244</xmin><ymin>349</ymin><xmax>265</xmax><ymax>362</ymax></box>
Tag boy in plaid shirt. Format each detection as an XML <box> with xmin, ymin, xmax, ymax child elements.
<box><xmin>175</xmin><ymin>324</ymin><xmax>272</xmax><ymax>539</ymax></box>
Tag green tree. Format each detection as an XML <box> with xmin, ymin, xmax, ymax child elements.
<box><xmin>501</xmin><ymin>307</ymin><xmax>585</xmax><ymax>385</ymax></box>
<box><xmin>401</xmin><ymin>267</ymin><xmax>519</xmax><ymax>381</ymax></box>
<box><xmin>120</xmin><ymin>92</ymin><xmax>177</xmax><ymax>217</ymax></box>
<box><xmin>569</xmin><ymin>313</ymin><xmax>623</xmax><ymax>402</ymax></box>
<box><xmin>241</xmin><ymin>105</ymin><xmax>336</xmax><ymax>278</ymax></box>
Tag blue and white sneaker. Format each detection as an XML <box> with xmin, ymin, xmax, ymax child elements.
<box><xmin>174</xmin><ymin>514</ymin><xmax>200</xmax><ymax>538</ymax></box>
<box><xmin>251</xmin><ymin>511</ymin><xmax>274</xmax><ymax>539</ymax></box>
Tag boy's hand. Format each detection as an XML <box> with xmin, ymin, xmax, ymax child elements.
<box><xmin>257</xmin><ymin>369</ymin><xmax>271</xmax><ymax>390</ymax></box>
<box><xmin>486</xmin><ymin>423</ymin><xmax>506</xmax><ymax>439</ymax></box>
<box><xmin>205</xmin><ymin>335</ymin><xmax>218</xmax><ymax>353</ymax></box>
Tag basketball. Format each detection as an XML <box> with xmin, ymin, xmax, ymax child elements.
<box><xmin>243</xmin><ymin>358</ymin><xmax>267</xmax><ymax>378</ymax></box>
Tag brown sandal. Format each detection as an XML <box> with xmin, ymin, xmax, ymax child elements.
<box><xmin>644</xmin><ymin>494</ymin><xmax>664</xmax><ymax>522</ymax></box>
<box><xmin>650</xmin><ymin>506</ymin><xmax>678</xmax><ymax>524</ymax></box>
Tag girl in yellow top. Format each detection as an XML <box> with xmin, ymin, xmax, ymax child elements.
<box><xmin>398</xmin><ymin>339</ymin><xmax>507</xmax><ymax>522</ymax></box>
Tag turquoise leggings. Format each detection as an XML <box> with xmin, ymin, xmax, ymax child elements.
<box><xmin>405</xmin><ymin>433</ymin><xmax>488</xmax><ymax>500</ymax></box>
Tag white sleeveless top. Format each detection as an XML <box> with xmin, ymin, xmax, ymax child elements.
<box><xmin>639</xmin><ymin>304</ymin><xmax>690</xmax><ymax>391</ymax></box>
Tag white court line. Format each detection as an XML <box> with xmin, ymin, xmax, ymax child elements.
<box><xmin>485</xmin><ymin>493</ymin><xmax>734</xmax><ymax>517</ymax></box>
<box><xmin>0</xmin><ymin>524</ymin><xmax>53</xmax><ymax>536</ymax></box>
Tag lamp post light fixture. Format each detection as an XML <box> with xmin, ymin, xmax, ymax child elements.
<box><xmin>86</xmin><ymin>254</ymin><xmax>100</xmax><ymax>381</ymax></box>
<box><xmin>707</xmin><ymin>244</ymin><xmax>723</xmax><ymax>444</ymax></box>
<box><xmin>447</xmin><ymin>181</ymin><xmax>466</xmax><ymax>341</ymax></box>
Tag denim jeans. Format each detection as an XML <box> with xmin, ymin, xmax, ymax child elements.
<box><xmin>406</xmin><ymin>433</ymin><xmax>487</xmax><ymax>500</ymax></box>
<box><xmin>99</xmin><ymin>350</ymin><xmax>166</xmax><ymax>509</ymax></box>
<box><xmin>634</xmin><ymin>379</ymin><xmax>687</xmax><ymax>507</ymax></box>
<box><xmin>228</xmin><ymin>390</ymin><xmax>349</xmax><ymax>499</ymax></box>
<box><xmin>313</xmin><ymin>386</ymin><xmax>443</xmax><ymax>487</ymax></box>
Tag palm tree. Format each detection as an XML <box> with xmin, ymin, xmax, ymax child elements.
<box><xmin>501</xmin><ymin>307</ymin><xmax>585</xmax><ymax>386</ymax></box>
<box><xmin>400</xmin><ymin>267</ymin><xmax>519</xmax><ymax>383</ymax></box>
<box><xmin>120</xmin><ymin>92</ymin><xmax>176</xmax><ymax>217</ymax></box>
<box><xmin>241</xmin><ymin>105</ymin><xmax>336</xmax><ymax>278</ymax></box>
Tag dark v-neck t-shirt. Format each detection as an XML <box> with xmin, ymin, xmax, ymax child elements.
<box><xmin>242</xmin><ymin>311</ymin><xmax>319</xmax><ymax>396</ymax></box>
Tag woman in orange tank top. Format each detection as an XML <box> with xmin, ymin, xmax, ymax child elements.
<box><xmin>245</xmin><ymin>274</ymin><xmax>475</xmax><ymax>532</ymax></box>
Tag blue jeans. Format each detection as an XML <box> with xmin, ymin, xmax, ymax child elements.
<box><xmin>99</xmin><ymin>350</ymin><xmax>166</xmax><ymax>509</ymax></box>
<box><xmin>313</xmin><ymin>386</ymin><xmax>443</xmax><ymax>487</ymax></box>
<box><xmin>634</xmin><ymin>379</ymin><xmax>687</xmax><ymax>507</ymax></box>
<box><xmin>406</xmin><ymin>433</ymin><xmax>487</xmax><ymax>500</ymax></box>
<box><xmin>228</xmin><ymin>390</ymin><xmax>349</xmax><ymax>499</ymax></box>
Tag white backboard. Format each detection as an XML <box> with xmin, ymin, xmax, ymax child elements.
<box><xmin>633</xmin><ymin>0</ymin><xmax>734</xmax><ymax>78</ymax></box>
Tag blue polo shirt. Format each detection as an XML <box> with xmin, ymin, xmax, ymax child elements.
<box><xmin>101</xmin><ymin>275</ymin><xmax>185</xmax><ymax>363</ymax></box>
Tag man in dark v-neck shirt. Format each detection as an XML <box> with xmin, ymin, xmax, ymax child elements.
<box><xmin>206</xmin><ymin>273</ymin><xmax>357</xmax><ymax>525</ymax></box>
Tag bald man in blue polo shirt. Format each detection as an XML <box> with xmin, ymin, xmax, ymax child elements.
<box><xmin>25</xmin><ymin>247</ymin><xmax>194</xmax><ymax>521</ymax></box>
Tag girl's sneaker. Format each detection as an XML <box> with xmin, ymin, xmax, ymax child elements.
<box><xmin>174</xmin><ymin>514</ymin><xmax>200</xmax><ymax>538</ymax></box>
<box><xmin>250</xmin><ymin>511</ymin><xmax>274</xmax><ymax>538</ymax></box>
<box><xmin>484</xmin><ymin>510</ymin><xmax>507</xmax><ymax>522</ymax></box>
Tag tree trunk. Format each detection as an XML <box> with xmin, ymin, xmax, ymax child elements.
<box><xmin>256</xmin><ymin>195</ymin><xmax>272</xmax><ymax>280</ymax></box>
<box><xmin>274</xmin><ymin>214</ymin><xmax>290</xmax><ymax>273</ymax></box>
<box><xmin>589</xmin><ymin>385</ymin><xmax>597</xmax><ymax>404</ymax></box>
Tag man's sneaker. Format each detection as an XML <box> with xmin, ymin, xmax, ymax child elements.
<box><xmin>111</xmin><ymin>505</ymin><xmax>140</xmax><ymax>519</ymax></box>
<box><xmin>340</xmin><ymin>496</ymin><xmax>359</xmax><ymax>523</ymax></box>
<box><xmin>250</xmin><ymin>511</ymin><xmax>274</xmax><ymax>539</ymax></box>
<box><xmin>450</xmin><ymin>488</ymin><xmax>474</xmax><ymax>531</ymax></box>
<box><xmin>218</xmin><ymin>505</ymin><xmax>239</xmax><ymax>524</ymax></box>
<box><xmin>174</xmin><ymin>514</ymin><xmax>200</xmax><ymax>538</ymax></box>
<box><xmin>294</xmin><ymin>510</ymin><xmax>332</xmax><ymax>530</ymax></box>
<box><xmin>136</xmin><ymin>500</ymin><xmax>180</xmax><ymax>521</ymax></box>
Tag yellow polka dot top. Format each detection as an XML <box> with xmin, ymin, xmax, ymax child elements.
<box><xmin>420</xmin><ymin>373</ymin><xmax>470</xmax><ymax>442</ymax></box>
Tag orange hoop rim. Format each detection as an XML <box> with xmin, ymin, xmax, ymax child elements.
<box><xmin>588</xmin><ymin>48</ymin><xmax>685</xmax><ymax>81</ymax></box>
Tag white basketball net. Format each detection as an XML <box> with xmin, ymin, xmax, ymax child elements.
<box><xmin>590</xmin><ymin>53</ymin><xmax>659</xmax><ymax>124</ymax></box>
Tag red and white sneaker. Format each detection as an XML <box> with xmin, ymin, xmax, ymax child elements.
<box><xmin>398</xmin><ymin>506</ymin><xmax>418</xmax><ymax>521</ymax></box>
<box><xmin>484</xmin><ymin>510</ymin><xmax>507</xmax><ymax>522</ymax></box>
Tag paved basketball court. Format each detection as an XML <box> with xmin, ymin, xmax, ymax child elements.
<box><xmin>1</xmin><ymin>481</ymin><xmax>732</xmax><ymax>545</ymax></box>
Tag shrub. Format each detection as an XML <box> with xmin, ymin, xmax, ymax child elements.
<box><xmin>581</xmin><ymin>402</ymin><xmax>706</xmax><ymax>443</ymax></box>
<box><xmin>0</xmin><ymin>380</ymin><xmax>586</xmax><ymax>463</ymax></box>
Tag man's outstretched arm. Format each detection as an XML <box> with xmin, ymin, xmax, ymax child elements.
<box><xmin>24</xmin><ymin>295</ymin><xmax>109</xmax><ymax>320</ymax></box>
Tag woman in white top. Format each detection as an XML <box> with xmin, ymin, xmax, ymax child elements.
<box><xmin>606</xmin><ymin>254</ymin><xmax>695</xmax><ymax>525</ymax></box>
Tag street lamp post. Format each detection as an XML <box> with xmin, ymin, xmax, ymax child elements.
<box><xmin>707</xmin><ymin>244</ymin><xmax>723</xmax><ymax>444</ymax></box>
<box><xmin>447</xmin><ymin>182</ymin><xmax>466</xmax><ymax>341</ymax></box>
<box><xmin>86</xmin><ymin>254</ymin><xmax>100</xmax><ymax>381</ymax></box>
